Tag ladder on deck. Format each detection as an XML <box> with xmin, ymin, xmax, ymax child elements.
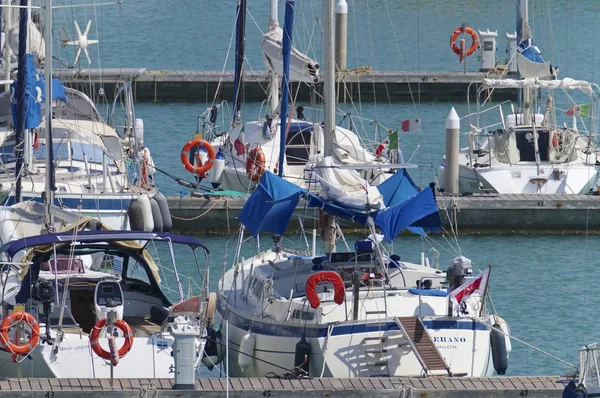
<box><xmin>395</xmin><ymin>316</ymin><xmax>450</xmax><ymax>376</ymax></box>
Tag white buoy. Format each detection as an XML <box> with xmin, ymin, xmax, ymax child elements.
<box><xmin>445</xmin><ymin>108</ymin><xmax>460</xmax><ymax>195</ymax></box>
<box><xmin>238</xmin><ymin>332</ymin><xmax>255</xmax><ymax>372</ymax></box>
<box><xmin>137</xmin><ymin>193</ymin><xmax>154</xmax><ymax>232</ymax></box>
<box><xmin>210</xmin><ymin>151</ymin><xmax>225</xmax><ymax>188</ymax></box>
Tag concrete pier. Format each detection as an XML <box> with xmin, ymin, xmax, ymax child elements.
<box><xmin>0</xmin><ymin>376</ymin><xmax>567</xmax><ymax>397</ymax></box>
<box><xmin>168</xmin><ymin>192</ymin><xmax>600</xmax><ymax>235</ymax></box>
<box><xmin>53</xmin><ymin>68</ymin><xmax>514</xmax><ymax>102</ymax></box>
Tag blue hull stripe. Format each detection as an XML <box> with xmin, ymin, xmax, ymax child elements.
<box><xmin>217</xmin><ymin>296</ymin><xmax>487</xmax><ymax>339</ymax></box>
<box><xmin>2</xmin><ymin>195</ymin><xmax>132</xmax><ymax>211</ymax></box>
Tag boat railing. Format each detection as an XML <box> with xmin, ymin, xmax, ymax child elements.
<box><xmin>417</xmin><ymin>276</ymin><xmax>447</xmax><ymax>318</ymax></box>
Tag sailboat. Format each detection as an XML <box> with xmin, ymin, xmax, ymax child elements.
<box><xmin>216</xmin><ymin>0</ymin><xmax>511</xmax><ymax>379</ymax></box>
<box><xmin>0</xmin><ymin>0</ymin><xmax>166</xmax><ymax>238</ymax></box>
<box><xmin>437</xmin><ymin>0</ymin><xmax>600</xmax><ymax>195</ymax></box>
<box><xmin>181</xmin><ymin>0</ymin><xmax>392</xmax><ymax>194</ymax></box>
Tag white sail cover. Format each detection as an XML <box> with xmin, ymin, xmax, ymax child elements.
<box><xmin>262</xmin><ymin>26</ymin><xmax>319</xmax><ymax>83</ymax></box>
<box><xmin>5</xmin><ymin>8</ymin><xmax>45</xmax><ymax>67</ymax></box>
<box><xmin>482</xmin><ymin>77</ymin><xmax>593</xmax><ymax>95</ymax></box>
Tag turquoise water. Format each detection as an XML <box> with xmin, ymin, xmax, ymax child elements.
<box><xmin>60</xmin><ymin>0</ymin><xmax>600</xmax><ymax>379</ymax></box>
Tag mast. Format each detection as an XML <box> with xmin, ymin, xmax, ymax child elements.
<box><xmin>14</xmin><ymin>0</ymin><xmax>28</xmax><ymax>204</ymax></box>
<box><xmin>277</xmin><ymin>0</ymin><xmax>294</xmax><ymax>178</ymax></box>
<box><xmin>518</xmin><ymin>0</ymin><xmax>532</xmax><ymax>123</ymax></box>
<box><xmin>323</xmin><ymin>0</ymin><xmax>336</xmax><ymax>254</ymax></box>
<box><xmin>232</xmin><ymin>0</ymin><xmax>246</xmax><ymax>124</ymax></box>
<box><xmin>268</xmin><ymin>0</ymin><xmax>279</xmax><ymax>116</ymax></box>
<box><xmin>44</xmin><ymin>0</ymin><xmax>53</xmax><ymax>227</ymax></box>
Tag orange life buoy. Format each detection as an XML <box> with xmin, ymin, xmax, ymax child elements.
<box><xmin>0</xmin><ymin>311</ymin><xmax>40</xmax><ymax>355</ymax></box>
<box><xmin>306</xmin><ymin>271</ymin><xmax>345</xmax><ymax>309</ymax></box>
<box><xmin>180</xmin><ymin>139</ymin><xmax>216</xmax><ymax>177</ymax></box>
<box><xmin>450</xmin><ymin>27</ymin><xmax>479</xmax><ymax>57</ymax></box>
<box><xmin>90</xmin><ymin>318</ymin><xmax>134</xmax><ymax>360</ymax></box>
<box><xmin>246</xmin><ymin>147</ymin><xmax>266</xmax><ymax>182</ymax></box>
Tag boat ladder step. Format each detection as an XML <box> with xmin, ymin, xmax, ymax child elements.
<box><xmin>366</xmin><ymin>360</ymin><xmax>388</xmax><ymax>367</ymax></box>
<box><xmin>362</xmin><ymin>336</ymin><xmax>387</xmax><ymax>344</ymax></box>
<box><xmin>395</xmin><ymin>316</ymin><xmax>450</xmax><ymax>375</ymax></box>
<box><xmin>364</xmin><ymin>348</ymin><xmax>388</xmax><ymax>354</ymax></box>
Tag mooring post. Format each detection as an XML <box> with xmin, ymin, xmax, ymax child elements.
<box><xmin>445</xmin><ymin>107</ymin><xmax>460</xmax><ymax>195</ymax></box>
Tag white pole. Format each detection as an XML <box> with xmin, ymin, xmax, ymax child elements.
<box><xmin>225</xmin><ymin>319</ymin><xmax>230</xmax><ymax>398</ymax></box>
<box><xmin>323</xmin><ymin>0</ymin><xmax>335</xmax><ymax>155</ymax></box>
<box><xmin>312</xmin><ymin>229</ymin><xmax>317</xmax><ymax>257</ymax></box>
<box><xmin>334</xmin><ymin>0</ymin><xmax>347</xmax><ymax>71</ymax></box>
<box><xmin>44</xmin><ymin>0</ymin><xmax>53</xmax><ymax>225</ymax></box>
<box><xmin>269</xmin><ymin>0</ymin><xmax>278</xmax><ymax>28</ymax></box>
<box><xmin>445</xmin><ymin>107</ymin><xmax>460</xmax><ymax>195</ymax></box>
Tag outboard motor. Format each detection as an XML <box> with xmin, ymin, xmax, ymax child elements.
<box><xmin>446</xmin><ymin>256</ymin><xmax>472</xmax><ymax>316</ymax></box>
<box><xmin>33</xmin><ymin>279</ymin><xmax>56</xmax><ymax>343</ymax></box>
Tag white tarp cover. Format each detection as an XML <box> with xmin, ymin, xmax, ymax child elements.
<box><xmin>482</xmin><ymin>77</ymin><xmax>593</xmax><ymax>95</ymax></box>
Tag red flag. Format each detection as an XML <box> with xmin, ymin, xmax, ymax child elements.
<box><xmin>401</xmin><ymin>118</ymin><xmax>420</xmax><ymax>132</ymax></box>
<box><xmin>234</xmin><ymin>129</ymin><xmax>246</xmax><ymax>156</ymax></box>
<box><xmin>449</xmin><ymin>267</ymin><xmax>490</xmax><ymax>309</ymax></box>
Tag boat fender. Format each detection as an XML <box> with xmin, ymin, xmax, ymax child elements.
<box><xmin>206</xmin><ymin>292</ymin><xmax>217</xmax><ymax>329</ymax></box>
<box><xmin>149</xmin><ymin>196</ymin><xmax>163</xmax><ymax>232</ymax></box>
<box><xmin>201</xmin><ymin>328</ymin><xmax>224</xmax><ymax>370</ymax></box>
<box><xmin>294</xmin><ymin>336</ymin><xmax>311</xmax><ymax>375</ymax></box>
<box><xmin>490</xmin><ymin>323</ymin><xmax>508</xmax><ymax>375</ymax></box>
<box><xmin>154</xmin><ymin>192</ymin><xmax>172</xmax><ymax>232</ymax></box>
<box><xmin>238</xmin><ymin>332</ymin><xmax>255</xmax><ymax>372</ymax></box>
<box><xmin>137</xmin><ymin>194</ymin><xmax>154</xmax><ymax>232</ymax></box>
<box><xmin>127</xmin><ymin>197</ymin><xmax>145</xmax><ymax>231</ymax></box>
<box><xmin>210</xmin><ymin>151</ymin><xmax>225</xmax><ymax>189</ymax></box>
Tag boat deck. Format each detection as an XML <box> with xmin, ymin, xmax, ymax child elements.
<box><xmin>0</xmin><ymin>376</ymin><xmax>567</xmax><ymax>397</ymax></box>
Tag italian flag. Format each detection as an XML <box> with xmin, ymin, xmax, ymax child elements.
<box><xmin>375</xmin><ymin>129</ymin><xmax>398</xmax><ymax>156</ymax></box>
<box><xmin>566</xmin><ymin>104</ymin><xmax>590</xmax><ymax>117</ymax></box>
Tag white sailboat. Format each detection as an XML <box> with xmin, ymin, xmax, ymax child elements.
<box><xmin>216</xmin><ymin>0</ymin><xmax>511</xmax><ymax>379</ymax></box>
<box><xmin>438</xmin><ymin>0</ymin><xmax>600</xmax><ymax>195</ymax></box>
<box><xmin>183</xmin><ymin>0</ymin><xmax>392</xmax><ymax>194</ymax></box>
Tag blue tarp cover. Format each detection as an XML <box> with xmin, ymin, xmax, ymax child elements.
<box><xmin>11</xmin><ymin>54</ymin><xmax>43</xmax><ymax>129</ymax></box>
<box><xmin>239</xmin><ymin>170</ymin><xmax>442</xmax><ymax>241</ymax></box>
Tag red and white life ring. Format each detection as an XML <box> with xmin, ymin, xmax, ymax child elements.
<box><xmin>450</xmin><ymin>27</ymin><xmax>479</xmax><ymax>57</ymax></box>
<box><xmin>305</xmin><ymin>271</ymin><xmax>345</xmax><ymax>309</ymax></box>
<box><xmin>0</xmin><ymin>311</ymin><xmax>40</xmax><ymax>356</ymax></box>
<box><xmin>90</xmin><ymin>318</ymin><xmax>134</xmax><ymax>361</ymax></box>
<box><xmin>181</xmin><ymin>139</ymin><xmax>216</xmax><ymax>178</ymax></box>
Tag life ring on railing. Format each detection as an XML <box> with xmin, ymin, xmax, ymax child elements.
<box><xmin>450</xmin><ymin>27</ymin><xmax>479</xmax><ymax>57</ymax></box>
<box><xmin>246</xmin><ymin>147</ymin><xmax>266</xmax><ymax>182</ymax></box>
<box><xmin>181</xmin><ymin>139</ymin><xmax>216</xmax><ymax>177</ymax></box>
<box><xmin>306</xmin><ymin>271</ymin><xmax>345</xmax><ymax>309</ymax></box>
<box><xmin>0</xmin><ymin>311</ymin><xmax>40</xmax><ymax>355</ymax></box>
<box><xmin>90</xmin><ymin>318</ymin><xmax>134</xmax><ymax>360</ymax></box>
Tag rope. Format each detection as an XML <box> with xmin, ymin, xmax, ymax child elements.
<box><xmin>472</xmin><ymin>317</ymin><xmax>576</xmax><ymax>368</ymax></box>
<box><xmin>170</xmin><ymin>198</ymin><xmax>223</xmax><ymax>221</ymax></box>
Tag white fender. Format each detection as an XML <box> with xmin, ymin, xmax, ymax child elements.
<box><xmin>210</xmin><ymin>153</ymin><xmax>225</xmax><ymax>188</ymax></box>
<box><xmin>238</xmin><ymin>332</ymin><xmax>255</xmax><ymax>372</ymax></box>
<box><xmin>137</xmin><ymin>193</ymin><xmax>154</xmax><ymax>232</ymax></box>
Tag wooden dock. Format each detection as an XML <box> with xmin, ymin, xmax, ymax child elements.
<box><xmin>53</xmin><ymin>68</ymin><xmax>515</xmax><ymax>102</ymax></box>
<box><xmin>167</xmin><ymin>192</ymin><xmax>600</xmax><ymax>235</ymax></box>
<box><xmin>0</xmin><ymin>376</ymin><xmax>568</xmax><ymax>397</ymax></box>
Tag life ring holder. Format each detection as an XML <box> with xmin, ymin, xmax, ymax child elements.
<box><xmin>0</xmin><ymin>311</ymin><xmax>40</xmax><ymax>355</ymax></box>
<box><xmin>450</xmin><ymin>27</ymin><xmax>479</xmax><ymax>57</ymax></box>
<box><xmin>181</xmin><ymin>139</ymin><xmax>216</xmax><ymax>178</ymax></box>
<box><xmin>90</xmin><ymin>318</ymin><xmax>134</xmax><ymax>360</ymax></box>
<box><xmin>246</xmin><ymin>147</ymin><xmax>266</xmax><ymax>182</ymax></box>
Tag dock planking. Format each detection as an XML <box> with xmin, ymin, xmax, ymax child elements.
<box><xmin>51</xmin><ymin>68</ymin><xmax>515</xmax><ymax>102</ymax></box>
<box><xmin>0</xmin><ymin>376</ymin><xmax>567</xmax><ymax>397</ymax></box>
<box><xmin>167</xmin><ymin>192</ymin><xmax>600</xmax><ymax>234</ymax></box>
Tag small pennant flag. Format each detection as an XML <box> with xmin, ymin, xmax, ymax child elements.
<box><xmin>566</xmin><ymin>104</ymin><xmax>590</xmax><ymax>117</ymax></box>
<box><xmin>401</xmin><ymin>118</ymin><xmax>420</xmax><ymax>132</ymax></box>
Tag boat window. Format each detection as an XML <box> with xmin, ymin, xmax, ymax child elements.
<box><xmin>295</xmin><ymin>283</ymin><xmax>306</xmax><ymax>294</ymax></box>
<box><xmin>125</xmin><ymin>257</ymin><xmax>151</xmax><ymax>285</ymax></box>
<box><xmin>32</xmin><ymin>142</ymin><xmax>107</xmax><ymax>164</ymax></box>
<box><xmin>291</xmin><ymin>309</ymin><xmax>314</xmax><ymax>321</ymax></box>
<box><xmin>250</xmin><ymin>278</ymin><xmax>263</xmax><ymax>298</ymax></box>
<box><xmin>285</xmin><ymin>125</ymin><xmax>312</xmax><ymax>165</ymax></box>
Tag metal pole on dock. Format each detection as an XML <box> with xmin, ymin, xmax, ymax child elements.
<box><xmin>445</xmin><ymin>107</ymin><xmax>460</xmax><ymax>195</ymax></box>
<box><xmin>335</xmin><ymin>0</ymin><xmax>347</xmax><ymax>71</ymax></box>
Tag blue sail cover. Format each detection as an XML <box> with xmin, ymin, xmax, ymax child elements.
<box><xmin>239</xmin><ymin>171</ymin><xmax>442</xmax><ymax>241</ymax></box>
<box><xmin>518</xmin><ymin>39</ymin><xmax>544</xmax><ymax>63</ymax></box>
<box><xmin>51</xmin><ymin>78</ymin><xmax>68</xmax><ymax>103</ymax></box>
<box><xmin>11</xmin><ymin>54</ymin><xmax>43</xmax><ymax>129</ymax></box>
<box><xmin>238</xmin><ymin>172</ymin><xmax>306</xmax><ymax>236</ymax></box>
